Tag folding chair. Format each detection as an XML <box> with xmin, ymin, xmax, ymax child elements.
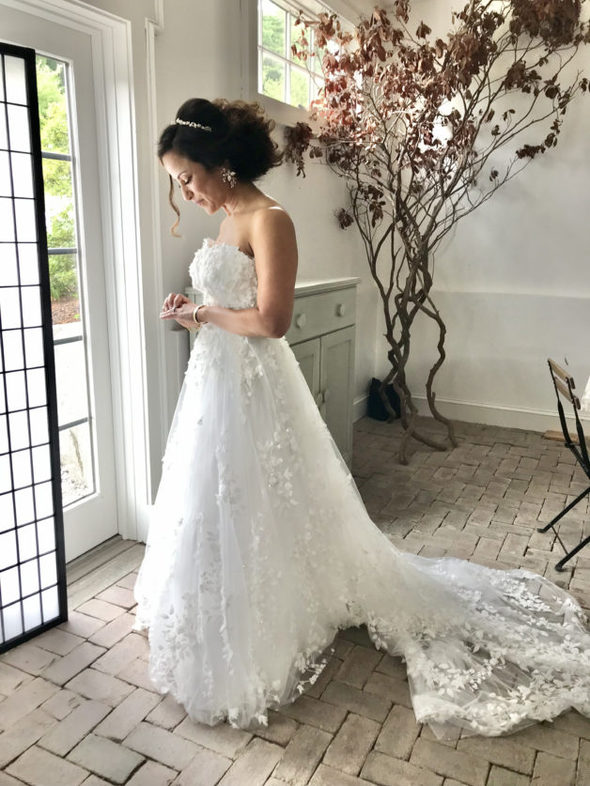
<box><xmin>537</xmin><ymin>359</ymin><xmax>590</xmax><ymax>571</ymax></box>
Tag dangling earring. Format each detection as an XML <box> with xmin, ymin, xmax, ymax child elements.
<box><xmin>221</xmin><ymin>167</ymin><xmax>237</xmax><ymax>188</ymax></box>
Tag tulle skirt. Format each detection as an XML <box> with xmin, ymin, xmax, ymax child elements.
<box><xmin>133</xmin><ymin>324</ymin><xmax>590</xmax><ymax>739</ymax></box>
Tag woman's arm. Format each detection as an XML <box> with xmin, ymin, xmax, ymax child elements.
<box><xmin>161</xmin><ymin>206</ymin><xmax>298</xmax><ymax>337</ymax></box>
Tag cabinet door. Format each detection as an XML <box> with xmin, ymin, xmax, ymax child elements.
<box><xmin>320</xmin><ymin>326</ymin><xmax>355</xmax><ymax>462</ymax></box>
<box><xmin>291</xmin><ymin>338</ymin><xmax>322</xmax><ymax>410</ymax></box>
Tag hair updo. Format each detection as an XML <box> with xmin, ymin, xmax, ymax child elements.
<box><xmin>158</xmin><ymin>98</ymin><xmax>283</xmax><ymax>234</ymax></box>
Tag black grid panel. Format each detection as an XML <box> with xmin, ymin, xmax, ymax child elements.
<box><xmin>0</xmin><ymin>42</ymin><xmax>67</xmax><ymax>653</ymax></box>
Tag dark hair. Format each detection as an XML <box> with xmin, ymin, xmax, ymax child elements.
<box><xmin>158</xmin><ymin>98</ymin><xmax>282</xmax><ymax>234</ymax></box>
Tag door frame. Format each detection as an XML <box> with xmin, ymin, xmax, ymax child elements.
<box><xmin>0</xmin><ymin>0</ymin><xmax>151</xmax><ymax>543</ymax></box>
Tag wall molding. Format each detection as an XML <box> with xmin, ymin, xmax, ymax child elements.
<box><xmin>413</xmin><ymin>395</ymin><xmax>589</xmax><ymax>434</ymax></box>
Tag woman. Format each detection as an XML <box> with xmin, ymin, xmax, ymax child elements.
<box><xmin>134</xmin><ymin>97</ymin><xmax>590</xmax><ymax>739</ymax></box>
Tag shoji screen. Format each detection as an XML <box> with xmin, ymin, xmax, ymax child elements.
<box><xmin>0</xmin><ymin>41</ymin><xmax>67</xmax><ymax>652</ymax></box>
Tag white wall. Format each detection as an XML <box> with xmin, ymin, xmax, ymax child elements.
<box><xmin>375</xmin><ymin>0</ymin><xmax>590</xmax><ymax>430</ymax></box>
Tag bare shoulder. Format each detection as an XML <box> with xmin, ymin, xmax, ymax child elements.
<box><xmin>250</xmin><ymin>202</ymin><xmax>296</xmax><ymax>251</ymax></box>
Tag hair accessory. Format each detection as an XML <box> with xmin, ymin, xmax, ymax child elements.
<box><xmin>221</xmin><ymin>167</ymin><xmax>238</xmax><ymax>188</ymax></box>
<box><xmin>175</xmin><ymin>117</ymin><xmax>212</xmax><ymax>132</ymax></box>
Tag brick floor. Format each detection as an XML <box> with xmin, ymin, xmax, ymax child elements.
<box><xmin>1</xmin><ymin>415</ymin><xmax>590</xmax><ymax>785</ymax></box>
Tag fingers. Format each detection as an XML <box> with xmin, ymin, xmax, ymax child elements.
<box><xmin>161</xmin><ymin>293</ymin><xmax>189</xmax><ymax>313</ymax></box>
<box><xmin>159</xmin><ymin>297</ymin><xmax>194</xmax><ymax>322</ymax></box>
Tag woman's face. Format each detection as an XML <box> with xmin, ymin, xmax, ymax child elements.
<box><xmin>161</xmin><ymin>150</ymin><xmax>227</xmax><ymax>215</ymax></box>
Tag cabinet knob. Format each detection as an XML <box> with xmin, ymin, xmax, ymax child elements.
<box><xmin>323</xmin><ymin>388</ymin><xmax>331</xmax><ymax>402</ymax></box>
<box><xmin>295</xmin><ymin>313</ymin><xmax>307</xmax><ymax>329</ymax></box>
<box><xmin>336</xmin><ymin>303</ymin><xmax>346</xmax><ymax>317</ymax></box>
<box><xmin>315</xmin><ymin>392</ymin><xmax>324</xmax><ymax>406</ymax></box>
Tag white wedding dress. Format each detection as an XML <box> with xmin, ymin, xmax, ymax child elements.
<box><xmin>133</xmin><ymin>239</ymin><xmax>590</xmax><ymax>740</ymax></box>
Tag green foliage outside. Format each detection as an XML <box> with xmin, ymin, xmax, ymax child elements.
<box><xmin>261</xmin><ymin>1</ymin><xmax>310</xmax><ymax>109</ymax></box>
<box><xmin>36</xmin><ymin>56</ymin><xmax>78</xmax><ymax>303</ymax></box>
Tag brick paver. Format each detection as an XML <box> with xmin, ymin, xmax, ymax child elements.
<box><xmin>1</xmin><ymin>416</ymin><xmax>590</xmax><ymax>785</ymax></box>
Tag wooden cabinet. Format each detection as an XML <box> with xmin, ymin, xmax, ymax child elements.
<box><xmin>286</xmin><ymin>279</ymin><xmax>359</xmax><ymax>465</ymax></box>
<box><xmin>185</xmin><ymin>275</ymin><xmax>360</xmax><ymax>465</ymax></box>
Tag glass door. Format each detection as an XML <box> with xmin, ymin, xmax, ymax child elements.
<box><xmin>1</xmin><ymin>5</ymin><xmax>119</xmax><ymax>564</ymax></box>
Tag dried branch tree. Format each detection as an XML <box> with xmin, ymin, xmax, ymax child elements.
<box><xmin>285</xmin><ymin>0</ymin><xmax>590</xmax><ymax>463</ymax></box>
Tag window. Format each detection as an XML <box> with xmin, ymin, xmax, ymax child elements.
<box><xmin>258</xmin><ymin>0</ymin><xmax>324</xmax><ymax>111</ymax></box>
<box><xmin>37</xmin><ymin>54</ymin><xmax>95</xmax><ymax>508</ymax></box>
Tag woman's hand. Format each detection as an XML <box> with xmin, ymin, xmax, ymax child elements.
<box><xmin>160</xmin><ymin>293</ymin><xmax>197</xmax><ymax>330</ymax></box>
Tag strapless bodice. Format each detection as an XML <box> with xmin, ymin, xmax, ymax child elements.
<box><xmin>188</xmin><ymin>239</ymin><xmax>258</xmax><ymax>309</ymax></box>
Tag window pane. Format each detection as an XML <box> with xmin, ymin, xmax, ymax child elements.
<box><xmin>21</xmin><ymin>285</ymin><xmax>42</xmax><ymax>327</ymax></box>
<box><xmin>17</xmin><ymin>522</ymin><xmax>38</xmax><ymax>561</ymax></box>
<box><xmin>36</xmin><ymin>57</ymin><xmax>70</xmax><ymax>156</ymax></box>
<box><xmin>37</xmin><ymin>517</ymin><xmax>55</xmax><ymax>554</ymax></box>
<box><xmin>41</xmin><ymin>584</ymin><xmax>59</xmax><ymax>619</ymax></box>
<box><xmin>34</xmin><ymin>481</ymin><xmax>53</xmax><ymax>519</ymax></box>
<box><xmin>0</xmin><ymin>531</ymin><xmax>17</xmax><ymax>570</ymax></box>
<box><xmin>3</xmin><ymin>329</ymin><xmax>24</xmax><ymax>371</ymax></box>
<box><xmin>290</xmin><ymin>15</ymin><xmax>307</xmax><ymax>63</ymax></box>
<box><xmin>261</xmin><ymin>0</ymin><xmax>286</xmax><ymax>56</ymax></box>
<box><xmin>6</xmin><ymin>371</ymin><xmax>27</xmax><ymax>411</ymax></box>
<box><xmin>0</xmin><ymin>109</ymin><xmax>7</xmax><ymax>148</ymax></box>
<box><xmin>22</xmin><ymin>593</ymin><xmax>42</xmax><ymax>628</ymax></box>
<box><xmin>0</xmin><ymin>288</ymin><xmax>22</xmax><ymax>329</ymax></box>
<box><xmin>54</xmin><ymin>339</ymin><xmax>88</xmax><ymax>424</ymax></box>
<box><xmin>0</xmin><ymin>491</ymin><xmax>15</xmax><ymax>528</ymax></box>
<box><xmin>0</xmin><ymin>455</ymin><xmax>11</xmax><ymax>493</ymax></box>
<box><xmin>313</xmin><ymin>37</ymin><xmax>327</xmax><ymax>76</ymax></box>
<box><xmin>43</xmin><ymin>158</ymin><xmax>73</xmax><ymax>222</ymax></box>
<box><xmin>24</xmin><ymin>327</ymin><xmax>45</xmax><ymax>368</ymax></box>
<box><xmin>7</xmin><ymin>104</ymin><xmax>31</xmax><ymax>153</ymax></box>
<box><xmin>32</xmin><ymin>444</ymin><xmax>51</xmax><ymax>484</ymax></box>
<box><xmin>261</xmin><ymin>53</ymin><xmax>286</xmax><ymax>102</ymax></box>
<box><xmin>0</xmin><ymin>196</ymin><xmax>15</xmax><ymax>241</ymax></box>
<box><xmin>3</xmin><ymin>602</ymin><xmax>23</xmax><ymax>641</ymax></box>
<box><xmin>5</xmin><ymin>56</ymin><xmax>27</xmax><ymax>105</ymax></box>
<box><xmin>11</xmin><ymin>447</ymin><xmax>32</xmax><ymax>489</ymax></box>
<box><xmin>39</xmin><ymin>552</ymin><xmax>57</xmax><ymax>589</ymax></box>
<box><xmin>11</xmin><ymin>153</ymin><xmax>33</xmax><ymax>198</ymax></box>
<box><xmin>27</xmin><ymin>368</ymin><xmax>47</xmax><ymax>408</ymax></box>
<box><xmin>29</xmin><ymin>407</ymin><xmax>49</xmax><ymax>446</ymax></box>
<box><xmin>0</xmin><ymin>415</ymin><xmax>7</xmax><ymax>453</ymax></box>
<box><xmin>18</xmin><ymin>243</ymin><xmax>40</xmax><ymax>285</ymax></box>
<box><xmin>0</xmin><ymin>150</ymin><xmax>11</xmax><ymax>196</ymax></box>
<box><xmin>49</xmin><ymin>255</ymin><xmax>80</xmax><ymax>323</ymax></box>
<box><xmin>0</xmin><ymin>244</ymin><xmax>18</xmax><ymax>286</ymax></box>
<box><xmin>15</xmin><ymin>486</ymin><xmax>35</xmax><ymax>525</ymax></box>
<box><xmin>20</xmin><ymin>559</ymin><xmax>40</xmax><ymax>595</ymax></box>
<box><xmin>8</xmin><ymin>410</ymin><xmax>29</xmax><ymax>451</ymax></box>
<box><xmin>14</xmin><ymin>198</ymin><xmax>37</xmax><ymax>242</ymax></box>
<box><xmin>60</xmin><ymin>421</ymin><xmax>93</xmax><ymax>506</ymax></box>
<box><xmin>290</xmin><ymin>66</ymin><xmax>309</xmax><ymax>109</ymax></box>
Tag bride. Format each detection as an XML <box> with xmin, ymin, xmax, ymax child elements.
<box><xmin>133</xmin><ymin>97</ymin><xmax>590</xmax><ymax>740</ymax></box>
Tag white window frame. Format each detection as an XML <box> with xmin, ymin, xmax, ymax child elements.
<box><xmin>241</xmin><ymin>0</ymin><xmax>357</xmax><ymax>127</ymax></box>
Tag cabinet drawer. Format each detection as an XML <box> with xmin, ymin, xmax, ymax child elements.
<box><xmin>286</xmin><ymin>287</ymin><xmax>356</xmax><ymax>345</ymax></box>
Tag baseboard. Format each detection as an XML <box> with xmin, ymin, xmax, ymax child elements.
<box><xmin>413</xmin><ymin>395</ymin><xmax>590</xmax><ymax>433</ymax></box>
<box><xmin>353</xmin><ymin>394</ymin><xmax>368</xmax><ymax>422</ymax></box>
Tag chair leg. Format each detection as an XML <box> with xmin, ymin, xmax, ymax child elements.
<box><xmin>537</xmin><ymin>486</ymin><xmax>590</xmax><ymax>533</ymax></box>
<box><xmin>555</xmin><ymin>533</ymin><xmax>590</xmax><ymax>572</ymax></box>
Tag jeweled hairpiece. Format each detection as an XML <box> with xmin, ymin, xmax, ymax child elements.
<box><xmin>175</xmin><ymin>117</ymin><xmax>212</xmax><ymax>132</ymax></box>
